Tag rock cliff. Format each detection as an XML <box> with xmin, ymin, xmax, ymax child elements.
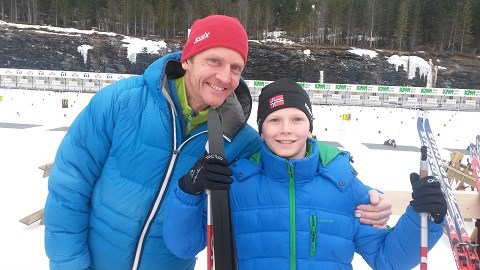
<box><xmin>2</xmin><ymin>22</ymin><xmax>480</xmax><ymax>89</ymax></box>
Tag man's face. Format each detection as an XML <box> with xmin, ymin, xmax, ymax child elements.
<box><xmin>182</xmin><ymin>47</ymin><xmax>245</xmax><ymax>111</ymax></box>
<box><xmin>261</xmin><ymin>107</ymin><xmax>312</xmax><ymax>160</ymax></box>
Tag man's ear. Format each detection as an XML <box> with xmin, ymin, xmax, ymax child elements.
<box><xmin>181</xmin><ymin>59</ymin><xmax>190</xmax><ymax>70</ymax></box>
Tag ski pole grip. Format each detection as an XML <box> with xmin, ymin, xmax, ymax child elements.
<box><xmin>420</xmin><ymin>145</ymin><xmax>428</xmax><ymax>161</ymax></box>
<box><xmin>420</xmin><ymin>146</ymin><xmax>428</xmax><ymax>178</ymax></box>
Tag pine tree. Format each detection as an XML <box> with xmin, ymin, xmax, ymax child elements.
<box><xmin>394</xmin><ymin>0</ymin><xmax>408</xmax><ymax>51</ymax></box>
<box><xmin>459</xmin><ymin>0</ymin><xmax>473</xmax><ymax>53</ymax></box>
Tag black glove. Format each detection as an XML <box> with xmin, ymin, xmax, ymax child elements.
<box><xmin>179</xmin><ymin>153</ymin><xmax>233</xmax><ymax>195</ymax></box>
<box><xmin>410</xmin><ymin>172</ymin><xmax>447</xmax><ymax>224</ymax></box>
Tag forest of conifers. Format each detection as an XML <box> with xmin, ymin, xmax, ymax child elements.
<box><xmin>2</xmin><ymin>0</ymin><xmax>480</xmax><ymax>53</ymax></box>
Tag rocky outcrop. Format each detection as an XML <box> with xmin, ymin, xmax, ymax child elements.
<box><xmin>1</xmin><ymin>23</ymin><xmax>480</xmax><ymax>89</ymax></box>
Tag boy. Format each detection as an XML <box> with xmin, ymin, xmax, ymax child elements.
<box><xmin>163</xmin><ymin>78</ymin><xmax>446</xmax><ymax>269</ymax></box>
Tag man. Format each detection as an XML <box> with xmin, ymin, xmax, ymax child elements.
<box><xmin>44</xmin><ymin>15</ymin><xmax>392</xmax><ymax>270</ymax></box>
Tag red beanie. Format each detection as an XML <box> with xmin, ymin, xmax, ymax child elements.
<box><xmin>181</xmin><ymin>15</ymin><xmax>249</xmax><ymax>64</ymax></box>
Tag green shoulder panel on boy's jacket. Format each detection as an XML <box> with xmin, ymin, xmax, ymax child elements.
<box><xmin>249</xmin><ymin>140</ymin><xmax>342</xmax><ymax>167</ymax></box>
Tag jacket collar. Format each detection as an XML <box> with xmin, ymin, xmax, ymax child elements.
<box><xmin>260</xmin><ymin>139</ymin><xmax>320</xmax><ymax>183</ymax></box>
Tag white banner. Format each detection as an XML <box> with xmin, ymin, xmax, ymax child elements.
<box><xmin>388</xmin><ymin>96</ymin><xmax>398</xmax><ymax>102</ymax></box>
<box><xmin>446</xmin><ymin>99</ymin><xmax>457</xmax><ymax>105</ymax></box>
<box><xmin>407</xmin><ymin>97</ymin><xmax>418</xmax><ymax>103</ymax></box>
<box><xmin>465</xmin><ymin>100</ymin><xmax>476</xmax><ymax>106</ymax></box>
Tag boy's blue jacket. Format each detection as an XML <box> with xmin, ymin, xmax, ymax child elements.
<box><xmin>43</xmin><ymin>51</ymin><xmax>262</xmax><ymax>270</ymax></box>
<box><xmin>164</xmin><ymin>139</ymin><xmax>443</xmax><ymax>269</ymax></box>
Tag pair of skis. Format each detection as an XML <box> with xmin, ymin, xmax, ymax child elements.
<box><xmin>467</xmin><ymin>135</ymin><xmax>480</xmax><ymax>257</ymax></box>
<box><xmin>206</xmin><ymin>108</ymin><xmax>238</xmax><ymax>270</ymax></box>
<box><xmin>416</xmin><ymin>111</ymin><xmax>479</xmax><ymax>269</ymax></box>
<box><xmin>467</xmin><ymin>135</ymin><xmax>480</xmax><ymax>194</ymax></box>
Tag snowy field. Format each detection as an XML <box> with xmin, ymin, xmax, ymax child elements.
<box><xmin>0</xmin><ymin>88</ymin><xmax>477</xmax><ymax>269</ymax></box>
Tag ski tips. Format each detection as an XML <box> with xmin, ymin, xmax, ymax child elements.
<box><xmin>416</xmin><ymin>109</ymin><xmax>425</xmax><ymax>119</ymax></box>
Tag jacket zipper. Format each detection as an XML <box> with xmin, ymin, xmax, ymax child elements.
<box><xmin>288</xmin><ymin>163</ymin><xmax>296</xmax><ymax>270</ymax></box>
<box><xmin>310</xmin><ymin>214</ymin><xmax>317</xmax><ymax>257</ymax></box>
<box><xmin>132</xmin><ymin>78</ymin><xmax>205</xmax><ymax>270</ymax></box>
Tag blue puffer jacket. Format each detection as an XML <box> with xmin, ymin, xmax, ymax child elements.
<box><xmin>164</xmin><ymin>139</ymin><xmax>443</xmax><ymax>269</ymax></box>
<box><xmin>43</xmin><ymin>51</ymin><xmax>262</xmax><ymax>270</ymax></box>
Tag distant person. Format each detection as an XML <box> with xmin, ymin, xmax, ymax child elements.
<box><xmin>43</xmin><ymin>16</ymin><xmax>393</xmax><ymax>270</ymax></box>
<box><xmin>164</xmin><ymin>78</ymin><xmax>446</xmax><ymax>269</ymax></box>
<box><xmin>384</xmin><ymin>138</ymin><xmax>396</xmax><ymax>148</ymax></box>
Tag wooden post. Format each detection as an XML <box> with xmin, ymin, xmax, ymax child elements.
<box><xmin>383</xmin><ymin>190</ymin><xmax>480</xmax><ymax>219</ymax></box>
<box><xmin>38</xmin><ymin>162</ymin><xmax>53</xmax><ymax>178</ymax></box>
<box><xmin>19</xmin><ymin>162</ymin><xmax>53</xmax><ymax>226</ymax></box>
<box><xmin>19</xmin><ymin>209</ymin><xmax>44</xmax><ymax>225</ymax></box>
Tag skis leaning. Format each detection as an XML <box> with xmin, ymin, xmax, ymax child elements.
<box><xmin>207</xmin><ymin>108</ymin><xmax>238</xmax><ymax>270</ymax></box>
<box><xmin>468</xmin><ymin>135</ymin><xmax>480</xmax><ymax>194</ymax></box>
<box><xmin>468</xmin><ymin>135</ymin><xmax>480</xmax><ymax>259</ymax></box>
<box><xmin>417</xmin><ymin>112</ymin><xmax>480</xmax><ymax>269</ymax></box>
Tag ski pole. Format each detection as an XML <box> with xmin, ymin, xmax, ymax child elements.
<box><xmin>206</xmin><ymin>189</ymin><xmax>214</xmax><ymax>270</ymax></box>
<box><xmin>419</xmin><ymin>145</ymin><xmax>429</xmax><ymax>270</ymax></box>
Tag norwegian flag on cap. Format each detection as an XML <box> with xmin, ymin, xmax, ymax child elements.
<box><xmin>269</xmin><ymin>95</ymin><xmax>284</xmax><ymax>108</ymax></box>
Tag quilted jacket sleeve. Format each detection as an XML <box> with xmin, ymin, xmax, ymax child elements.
<box><xmin>355</xmin><ymin>203</ymin><xmax>443</xmax><ymax>269</ymax></box>
<box><xmin>44</xmin><ymin>85</ymin><xmax>120</xmax><ymax>270</ymax></box>
<box><xmin>163</xmin><ymin>186</ymin><xmax>208</xmax><ymax>259</ymax></box>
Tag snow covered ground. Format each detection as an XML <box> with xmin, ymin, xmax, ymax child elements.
<box><xmin>0</xmin><ymin>88</ymin><xmax>477</xmax><ymax>269</ymax></box>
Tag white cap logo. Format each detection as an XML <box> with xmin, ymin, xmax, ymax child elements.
<box><xmin>194</xmin><ymin>32</ymin><xmax>210</xmax><ymax>44</ymax></box>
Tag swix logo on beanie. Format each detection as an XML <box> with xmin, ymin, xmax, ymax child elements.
<box><xmin>194</xmin><ymin>32</ymin><xmax>210</xmax><ymax>44</ymax></box>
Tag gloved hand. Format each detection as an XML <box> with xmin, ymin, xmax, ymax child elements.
<box><xmin>179</xmin><ymin>153</ymin><xmax>233</xmax><ymax>195</ymax></box>
<box><xmin>410</xmin><ymin>172</ymin><xmax>447</xmax><ymax>224</ymax></box>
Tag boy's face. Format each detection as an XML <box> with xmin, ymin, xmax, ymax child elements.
<box><xmin>261</xmin><ymin>107</ymin><xmax>311</xmax><ymax>159</ymax></box>
<box><xmin>182</xmin><ymin>47</ymin><xmax>245</xmax><ymax>111</ymax></box>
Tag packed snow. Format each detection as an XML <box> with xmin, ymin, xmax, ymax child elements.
<box><xmin>0</xmin><ymin>88</ymin><xmax>477</xmax><ymax>270</ymax></box>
